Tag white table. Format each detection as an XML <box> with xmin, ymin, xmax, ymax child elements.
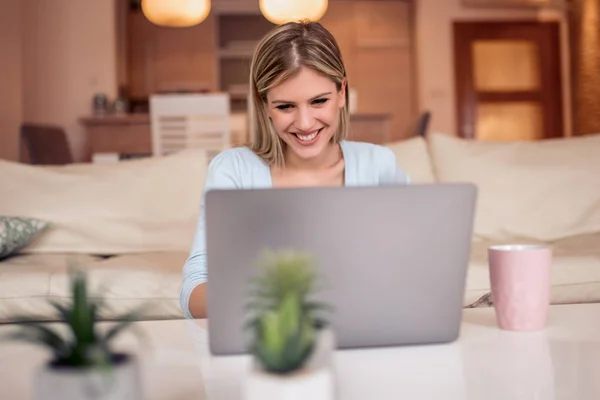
<box><xmin>1</xmin><ymin>303</ymin><xmax>599</xmax><ymax>399</ymax></box>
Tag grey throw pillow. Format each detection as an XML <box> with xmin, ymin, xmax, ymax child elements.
<box><xmin>0</xmin><ymin>216</ymin><xmax>49</xmax><ymax>260</ymax></box>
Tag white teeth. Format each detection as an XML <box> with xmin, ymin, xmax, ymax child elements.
<box><xmin>296</xmin><ymin>130</ymin><xmax>319</xmax><ymax>141</ymax></box>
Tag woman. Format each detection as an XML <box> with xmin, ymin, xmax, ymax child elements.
<box><xmin>180</xmin><ymin>20</ymin><xmax>410</xmax><ymax>319</ymax></box>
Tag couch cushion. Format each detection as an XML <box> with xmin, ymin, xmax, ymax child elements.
<box><xmin>0</xmin><ymin>217</ymin><xmax>48</xmax><ymax>259</ymax></box>
<box><xmin>0</xmin><ymin>149</ymin><xmax>208</xmax><ymax>255</ymax></box>
<box><xmin>464</xmin><ymin>233</ymin><xmax>600</xmax><ymax>307</ymax></box>
<box><xmin>427</xmin><ymin>133</ymin><xmax>600</xmax><ymax>241</ymax></box>
<box><xmin>385</xmin><ymin>136</ymin><xmax>437</xmax><ymax>183</ymax></box>
<box><xmin>0</xmin><ymin>252</ymin><xmax>187</xmax><ymax>323</ymax></box>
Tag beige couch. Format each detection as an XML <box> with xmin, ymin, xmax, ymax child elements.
<box><xmin>1</xmin><ymin>133</ymin><xmax>599</xmax><ymax>323</ymax></box>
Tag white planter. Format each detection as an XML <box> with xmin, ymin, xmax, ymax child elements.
<box><xmin>242</xmin><ymin>328</ymin><xmax>336</xmax><ymax>400</ymax></box>
<box><xmin>35</xmin><ymin>354</ymin><xmax>142</xmax><ymax>400</ymax></box>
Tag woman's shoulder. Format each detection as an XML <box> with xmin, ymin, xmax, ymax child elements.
<box><xmin>341</xmin><ymin>140</ymin><xmax>409</xmax><ymax>185</ymax></box>
<box><xmin>341</xmin><ymin>140</ymin><xmax>397</xmax><ymax>165</ymax></box>
<box><xmin>209</xmin><ymin>146</ymin><xmax>263</xmax><ymax>170</ymax></box>
<box><xmin>205</xmin><ymin>146</ymin><xmax>269</xmax><ymax>189</ymax></box>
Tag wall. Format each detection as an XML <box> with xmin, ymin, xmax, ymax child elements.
<box><xmin>116</xmin><ymin>0</ymin><xmax>129</xmax><ymax>90</ymax></box>
<box><xmin>569</xmin><ymin>0</ymin><xmax>600</xmax><ymax>136</ymax></box>
<box><xmin>22</xmin><ymin>0</ymin><xmax>118</xmax><ymax>162</ymax></box>
<box><xmin>415</xmin><ymin>0</ymin><xmax>571</xmax><ymax>137</ymax></box>
<box><xmin>322</xmin><ymin>1</ymin><xmax>416</xmax><ymax>141</ymax></box>
<box><xmin>0</xmin><ymin>0</ymin><xmax>23</xmax><ymax>161</ymax></box>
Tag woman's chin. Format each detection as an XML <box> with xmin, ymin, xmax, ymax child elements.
<box><xmin>286</xmin><ymin>133</ymin><xmax>331</xmax><ymax>160</ymax></box>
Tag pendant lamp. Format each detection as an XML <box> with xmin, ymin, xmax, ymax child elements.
<box><xmin>141</xmin><ymin>0</ymin><xmax>211</xmax><ymax>28</ymax></box>
<box><xmin>259</xmin><ymin>0</ymin><xmax>328</xmax><ymax>25</ymax></box>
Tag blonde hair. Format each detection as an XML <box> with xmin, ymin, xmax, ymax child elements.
<box><xmin>248</xmin><ymin>20</ymin><xmax>350</xmax><ymax>167</ymax></box>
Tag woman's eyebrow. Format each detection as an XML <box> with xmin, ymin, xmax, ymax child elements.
<box><xmin>270</xmin><ymin>92</ymin><xmax>332</xmax><ymax>104</ymax></box>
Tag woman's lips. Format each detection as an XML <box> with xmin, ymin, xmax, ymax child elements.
<box><xmin>290</xmin><ymin>128</ymin><xmax>323</xmax><ymax>145</ymax></box>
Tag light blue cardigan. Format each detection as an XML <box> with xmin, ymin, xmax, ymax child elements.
<box><xmin>179</xmin><ymin>140</ymin><xmax>410</xmax><ymax>318</ymax></box>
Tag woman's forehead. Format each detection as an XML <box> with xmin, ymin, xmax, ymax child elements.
<box><xmin>267</xmin><ymin>67</ymin><xmax>336</xmax><ymax>102</ymax></box>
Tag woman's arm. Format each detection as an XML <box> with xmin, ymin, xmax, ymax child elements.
<box><xmin>188</xmin><ymin>282</ymin><xmax>207</xmax><ymax>318</ymax></box>
<box><xmin>179</xmin><ymin>150</ymin><xmax>241</xmax><ymax>319</ymax></box>
<box><xmin>180</xmin><ymin>231</ymin><xmax>208</xmax><ymax>318</ymax></box>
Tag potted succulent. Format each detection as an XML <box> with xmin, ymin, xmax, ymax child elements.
<box><xmin>4</xmin><ymin>268</ymin><xmax>144</xmax><ymax>400</ymax></box>
<box><xmin>243</xmin><ymin>250</ymin><xmax>336</xmax><ymax>400</ymax></box>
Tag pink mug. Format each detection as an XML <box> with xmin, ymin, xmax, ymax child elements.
<box><xmin>488</xmin><ymin>245</ymin><xmax>552</xmax><ymax>331</ymax></box>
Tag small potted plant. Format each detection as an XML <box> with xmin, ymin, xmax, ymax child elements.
<box><xmin>243</xmin><ymin>250</ymin><xmax>336</xmax><ymax>400</ymax></box>
<box><xmin>4</xmin><ymin>268</ymin><xmax>144</xmax><ymax>400</ymax></box>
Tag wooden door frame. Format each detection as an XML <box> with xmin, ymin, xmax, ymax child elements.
<box><xmin>453</xmin><ymin>21</ymin><xmax>564</xmax><ymax>139</ymax></box>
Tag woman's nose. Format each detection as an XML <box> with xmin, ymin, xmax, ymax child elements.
<box><xmin>295</xmin><ymin>106</ymin><xmax>315</xmax><ymax>131</ymax></box>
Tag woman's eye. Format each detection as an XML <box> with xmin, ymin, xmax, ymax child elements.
<box><xmin>275</xmin><ymin>99</ymin><xmax>328</xmax><ymax>110</ymax></box>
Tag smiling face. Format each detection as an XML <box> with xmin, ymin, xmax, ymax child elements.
<box><xmin>265</xmin><ymin>66</ymin><xmax>346</xmax><ymax>163</ymax></box>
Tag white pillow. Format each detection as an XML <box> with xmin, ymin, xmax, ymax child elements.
<box><xmin>385</xmin><ymin>136</ymin><xmax>437</xmax><ymax>183</ymax></box>
<box><xmin>0</xmin><ymin>150</ymin><xmax>208</xmax><ymax>254</ymax></box>
<box><xmin>427</xmin><ymin>133</ymin><xmax>600</xmax><ymax>241</ymax></box>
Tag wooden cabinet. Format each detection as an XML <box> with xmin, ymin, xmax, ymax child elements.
<box><xmin>126</xmin><ymin>11</ymin><xmax>218</xmax><ymax>98</ymax></box>
<box><xmin>120</xmin><ymin>0</ymin><xmax>416</xmax><ymax>142</ymax></box>
<box><xmin>80</xmin><ymin>114</ymin><xmax>153</xmax><ymax>160</ymax></box>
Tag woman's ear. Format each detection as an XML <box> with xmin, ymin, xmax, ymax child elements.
<box><xmin>339</xmin><ymin>78</ymin><xmax>347</xmax><ymax>109</ymax></box>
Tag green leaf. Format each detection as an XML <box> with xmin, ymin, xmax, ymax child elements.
<box><xmin>4</xmin><ymin>325</ymin><xmax>70</xmax><ymax>359</ymax></box>
<box><xmin>261</xmin><ymin>312</ymin><xmax>284</xmax><ymax>358</ymax></box>
<box><xmin>256</xmin><ymin>340</ymin><xmax>283</xmax><ymax>373</ymax></box>
<box><xmin>85</xmin><ymin>344</ymin><xmax>112</xmax><ymax>370</ymax></box>
<box><xmin>243</xmin><ymin>300</ymin><xmax>276</xmax><ymax>313</ymax></box>
<box><xmin>243</xmin><ymin>250</ymin><xmax>331</xmax><ymax>374</ymax></box>
<box><xmin>69</xmin><ymin>271</ymin><xmax>93</xmax><ymax>341</ymax></box>
<box><xmin>300</xmin><ymin>318</ymin><xmax>315</xmax><ymax>355</ymax></box>
<box><xmin>285</xmin><ymin>317</ymin><xmax>315</xmax><ymax>369</ymax></box>
<box><xmin>303</xmin><ymin>300</ymin><xmax>333</xmax><ymax>312</ymax></box>
<box><xmin>3</xmin><ymin>265</ymin><xmax>149</xmax><ymax>369</ymax></box>
<box><xmin>103</xmin><ymin>320</ymin><xmax>132</xmax><ymax>344</ymax></box>
<box><xmin>48</xmin><ymin>299</ymin><xmax>71</xmax><ymax>322</ymax></box>
<box><xmin>101</xmin><ymin>305</ymin><xmax>149</xmax><ymax>345</ymax></box>
<box><xmin>278</xmin><ymin>293</ymin><xmax>300</xmax><ymax>339</ymax></box>
<box><xmin>244</xmin><ymin>316</ymin><xmax>261</xmax><ymax>331</ymax></box>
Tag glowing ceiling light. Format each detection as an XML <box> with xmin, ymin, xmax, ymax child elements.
<box><xmin>259</xmin><ymin>0</ymin><xmax>328</xmax><ymax>25</ymax></box>
<box><xmin>141</xmin><ymin>0</ymin><xmax>211</xmax><ymax>28</ymax></box>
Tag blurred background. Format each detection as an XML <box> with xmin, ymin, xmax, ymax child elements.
<box><xmin>1</xmin><ymin>0</ymin><xmax>598</xmax><ymax>164</ymax></box>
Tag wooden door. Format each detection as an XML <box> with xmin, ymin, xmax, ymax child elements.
<box><xmin>454</xmin><ymin>21</ymin><xmax>563</xmax><ymax>141</ymax></box>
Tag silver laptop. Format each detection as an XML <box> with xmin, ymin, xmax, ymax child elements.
<box><xmin>205</xmin><ymin>183</ymin><xmax>477</xmax><ymax>355</ymax></box>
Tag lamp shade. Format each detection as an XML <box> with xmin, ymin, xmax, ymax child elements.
<box><xmin>259</xmin><ymin>0</ymin><xmax>328</xmax><ymax>25</ymax></box>
<box><xmin>141</xmin><ymin>0</ymin><xmax>211</xmax><ymax>28</ymax></box>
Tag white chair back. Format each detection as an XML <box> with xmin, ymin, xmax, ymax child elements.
<box><xmin>149</xmin><ymin>93</ymin><xmax>231</xmax><ymax>162</ymax></box>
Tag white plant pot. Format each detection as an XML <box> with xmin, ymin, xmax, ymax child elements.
<box><xmin>242</xmin><ymin>328</ymin><xmax>336</xmax><ymax>400</ymax></box>
<box><xmin>34</xmin><ymin>354</ymin><xmax>142</xmax><ymax>400</ymax></box>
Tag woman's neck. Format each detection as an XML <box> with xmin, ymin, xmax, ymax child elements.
<box><xmin>283</xmin><ymin>142</ymin><xmax>342</xmax><ymax>171</ymax></box>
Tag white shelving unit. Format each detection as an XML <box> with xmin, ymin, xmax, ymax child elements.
<box><xmin>215</xmin><ymin>12</ymin><xmax>274</xmax><ymax>112</ymax></box>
